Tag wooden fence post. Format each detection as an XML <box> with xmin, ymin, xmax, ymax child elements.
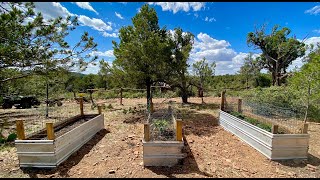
<box><xmin>220</xmin><ymin>90</ymin><xmax>226</xmax><ymax>111</ymax></box>
<box><xmin>272</xmin><ymin>124</ymin><xmax>278</xmax><ymax>134</ymax></box>
<box><xmin>237</xmin><ymin>98</ymin><xmax>242</xmax><ymax>113</ymax></box>
<box><xmin>16</xmin><ymin>120</ymin><xmax>25</xmax><ymax>140</ymax></box>
<box><xmin>46</xmin><ymin>123</ymin><xmax>55</xmax><ymax>140</ymax></box>
<box><xmin>79</xmin><ymin>97</ymin><xmax>84</xmax><ymax>116</ymax></box>
<box><xmin>120</xmin><ymin>87</ymin><xmax>123</xmax><ymax>105</ymax></box>
<box><xmin>98</xmin><ymin>105</ymin><xmax>102</xmax><ymax>114</ymax></box>
<box><xmin>302</xmin><ymin>123</ymin><xmax>308</xmax><ymax>134</ymax></box>
<box><xmin>144</xmin><ymin>123</ymin><xmax>150</xmax><ymax>142</ymax></box>
<box><xmin>176</xmin><ymin>119</ymin><xmax>183</xmax><ymax>141</ymax></box>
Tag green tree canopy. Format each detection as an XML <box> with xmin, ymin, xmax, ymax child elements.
<box><xmin>112</xmin><ymin>4</ymin><xmax>173</xmax><ymax>105</ymax></box>
<box><xmin>247</xmin><ymin>24</ymin><xmax>306</xmax><ymax>86</ymax></box>
<box><xmin>0</xmin><ymin>2</ymin><xmax>98</xmax><ymax>83</ymax></box>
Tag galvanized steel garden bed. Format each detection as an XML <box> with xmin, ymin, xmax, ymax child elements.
<box><xmin>142</xmin><ymin>106</ymin><xmax>186</xmax><ymax>167</ymax></box>
<box><xmin>219</xmin><ymin>110</ymin><xmax>310</xmax><ymax>160</ymax></box>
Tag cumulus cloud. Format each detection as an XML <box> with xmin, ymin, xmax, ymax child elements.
<box><xmin>78</xmin><ymin>15</ymin><xmax>112</xmax><ymax>31</ymax></box>
<box><xmin>305</xmin><ymin>5</ymin><xmax>320</xmax><ymax>15</ymax></box>
<box><xmin>189</xmin><ymin>33</ymin><xmax>261</xmax><ymax>75</ymax></box>
<box><xmin>73</xmin><ymin>2</ymin><xmax>98</xmax><ymax>15</ymax></box>
<box><xmin>34</xmin><ymin>2</ymin><xmax>73</xmax><ymax>20</ymax></box>
<box><xmin>205</xmin><ymin>16</ymin><xmax>216</xmax><ymax>22</ymax></box>
<box><xmin>81</xmin><ymin>63</ymin><xmax>99</xmax><ymax>74</ymax></box>
<box><xmin>90</xmin><ymin>50</ymin><xmax>115</xmax><ymax>58</ymax></box>
<box><xmin>115</xmin><ymin>12</ymin><xmax>124</xmax><ymax>19</ymax></box>
<box><xmin>148</xmin><ymin>2</ymin><xmax>205</xmax><ymax>14</ymax></box>
<box><xmin>102</xmin><ymin>32</ymin><xmax>118</xmax><ymax>38</ymax></box>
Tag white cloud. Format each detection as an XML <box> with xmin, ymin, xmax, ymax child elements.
<box><xmin>115</xmin><ymin>12</ymin><xmax>124</xmax><ymax>19</ymax></box>
<box><xmin>148</xmin><ymin>2</ymin><xmax>205</xmax><ymax>14</ymax></box>
<box><xmin>305</xmin><ymin>5</ymin><xmax>320</xmax><ymax>15</ymax></box>
<box><xmin>189</xmin><ymin>32</ymin><xmax>262</xmax><ymax>75</ymax></box>
<box><xmin>137</xmin><ymin>8</ymin><xmax>141</xmax><ymax>13</ymax></box>
<box><xmin>90</xmin><ymin>50</ymin><xmax>115</xmax><ymax>58</ymax></box>
<box><xmin>194</xmin><ymin>13</ymin><xmax>199</xmax><ymax>18</ymax></box>
<box><xmin>288</xmin><ymin>36</ymin><xmax>320</xmax><ymax>71</ymax></box>
<box><xmin>205</xmin><ymin>16</ymin><xmax>216</xmax><ymax>22</ymax></box>
<box><xmin>313</xmin><ymin>29</ymin><xmax>320</xmax><ymax>33</ymax></box>
<box><xmin>81</xmin><ymin>63</ymin><xmax>99</xmax><ymax>74</ymax></box>
<box><xmin>102</xmin><ymin>32</ymin><xmax>119</xmax><ymax>38</ymax></box>
<box><xmin>34</xmin><ymin>2</ymin><xmax>73</xmax><ymax>20</ymax></box>
<box><xmin>73</xmin><ymin>2</ymin><xmax>98</xmax><ymax>15</ymax></box>
<box><xmin>78</xmin><ymin>15</ymin><xmax>112</xmax><ymax>31</ymax></box>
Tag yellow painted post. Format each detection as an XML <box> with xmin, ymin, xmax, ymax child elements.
<box><xmin>220</xmin><ymin>90</ymin><xmax>226</xmax><ymax>111</ymax></box>
<box><xmin>237</xmin><ymin>98</ymin><xmax>242</xmax><ymax>113</ymax></box>
<box><xmin>98</xmin><ymin>105</ymin><xmax>102</xmax><ymax>114</ymax></box>
<box><xmin>176</xmin><ymin>119</ymin><xmax>183</xmax><ymax>141</ymax></box>
<box><xmin>144</xmin><ymin>123</ymin><xmax>150</xmax><ymax>142</ymax></box>
<box><xmin>16</xmin><ymin>120</ymin><xmax>25</xmax><ymax>140</ymax></box>
<box><xmin>272</xmin><ymin>125</ymin><xmax>278</xmax><ymax>134</ymax></box>
<box><xmin>79</xmin><ymin>97</ymin><xmax>84</xmax><ymax>116</ymax></box>
<box><xmin>46</xmin><ymin>123</ymin><xmax>55</xmax><ymax>140</ymax></box>
<box><xmin>302</xmin><ymin>123</ymin><xmax>308</xmax><ymax>134</ymax></box>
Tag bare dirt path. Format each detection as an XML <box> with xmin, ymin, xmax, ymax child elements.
<box><xmin>0</xmin><ymin>97</ymin><xmax>319</xmax><ymax>178</ymax></box>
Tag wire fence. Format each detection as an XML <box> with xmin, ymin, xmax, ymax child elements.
<box><xmin>0</xmin><ymin>100</ymin><xmax>81</xmax><ymax>138</ymax></box>
<box><xmin>225</xmin><ymin>97</ymin><xmax>305</xmax><ymax>134</ymax></box>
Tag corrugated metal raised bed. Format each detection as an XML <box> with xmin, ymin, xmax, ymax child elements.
<box><xmin>219</xmin><ymin>110</ymin><xmax>310</xmax><ymax>160</ymax></box>
<box><xmin>14</xmin><ymin>98</ymin><xmax>105</xmax><ymax>168</ymax></box>
<box><xmin>142</xmin><ymin>105</ymin><xmax>186</xmax><ymax>167</ymax></box>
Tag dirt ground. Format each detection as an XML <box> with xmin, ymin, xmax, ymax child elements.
<box><xmin>0</xmin><ymin>97</ymin><xmax>319</xmax><ymax>178</ymax></box>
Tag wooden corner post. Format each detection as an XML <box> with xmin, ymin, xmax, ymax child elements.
<box><xmin>98</xmin><ymin>105</ymin><xmax>102</xmax><ymax>114</ymax></box>
<box><xmin>16</xmin><ymin>120</ymin><xmax>25</xmax><ymax>140</ymax></box>
<box><xmin>220</xmin><ymin>90</ymin><xmax>226</xmax><ymax>111</ymax></box>
<box><xmin>302</xmin><ymin>123</ymin><xmax>308</xmax><ymax>134</ymax></box>
<box><xmin>237</xmin><ymin>98</ymin><xmax>242</xmax><ymax>113</ymax></box>
<box><xmin>272</xmin><ymin>124</ymin><xmax>278</xmax><ymax>134</ymax></box>
<box><xmin>79</xmin><ymin>97</ymin><xmax>84</xmax><ymax>116</ymax></box>
<box><xmin>176</xmin><ymin>119</ymin><xmax>183</xmax><ymax>141</ymax></box>
<box><xmin>144</xmin><ymin>123</ymin><xmax>150</xmax><ymax>142</ymax></box>
<box><xmin>46</xmin><ymin>122</ymin><xmax>55</xmax><ymax>140</ymax></box>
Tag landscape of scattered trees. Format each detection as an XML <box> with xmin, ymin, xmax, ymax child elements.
<box><xmin>1</xmin><ymin>2</ymin><xmax>320</xmax><ymax>122</ymax></box>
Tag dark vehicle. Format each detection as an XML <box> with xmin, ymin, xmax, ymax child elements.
<box><xmin>2</xmin><ymin>95</ymin><xmax>41</xmax><ymax>109</ymax></box>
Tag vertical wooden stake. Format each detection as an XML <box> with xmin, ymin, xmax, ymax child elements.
<box><xmin>144</xmin><ymin>123</ymin><xmax>150</xmax><ymax>142</ymax></box>
<box><xmin>98</xmin><ymin>105</ymin><xmax>102</xmax><ymax>114</ymax></box>
<box><xmin>220</xmin><ymin>90</ymin><xmax>226</xmax><ymax>111</ymax></box>
<box><xmin>16</xmin><ymin>120</ymin><xmax>25</xmax><ymax>140</ymax></box>
<box><xmin>46</xmin><ymin>123</ymin><xmax>55</xmax><ymax>140</ymax></box>
<box><xmin>302</xmin><ymin>123</ymin><xmax>308</xmax><ymax>134</ymax></box>
<box><xmin>237</xmin><ymin>98</ymin><xmax>242</xmax><ymax>113</ymax></box>
<box><xmin>120</xmin><ymin>88</ymin><xmax>123</xmax><ymax>105</ymax></box>
<box><xmin>176</xmin><ymin>119</ymin><xmax>183</xmax><ymax>141</ymax></box>
<box><xmin>79</xmin><ymin>97</ymin><xmax>84</xmax><ymax>116</ymax></box>
<box><xmin>272</xmin><ymin>125</ymin><xmax>278</xmax><ymax>134</ymax></box>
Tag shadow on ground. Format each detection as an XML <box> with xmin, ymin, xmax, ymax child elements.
<box><xmin>145</xmin><ymin>133</ymin><xmax>216</xmax><ymax>178</ymax></box>
<box><xmin>21</xmin><ymin>128</ymin><xmax>109</xmax><ymax>178</ymax></box>
<box><xmin>275</xmin><ymin>153</ymin><xmax>320</xmax><ymax>168</ymax></box>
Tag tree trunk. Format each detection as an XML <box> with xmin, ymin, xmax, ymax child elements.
<box><xmin>146</xmin><ymin>80</ymin><xmax>152</xmax><ymax>106</ymax></box>
<box><xmin>181</xmin><ymin>79</ymin><xmax>188</xmax><ymax>104</ymax></box>
<box><xmin>72</xmin><ymin>91</ymin><xmax>77</xmax><ymax>99</ymax></box>
<box><xmin>89</xmin><ymin>91</ymin><xmax>95</xmax><ymax>106</ymax></box>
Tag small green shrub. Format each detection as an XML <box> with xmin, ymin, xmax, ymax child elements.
<box><xmin>6</xmin><ymin>133</ymin><xmax>17</xmax><ymax>142</ymax></box>
<box><xmin>107</xmin><ymin>104</ymin><xmax>113</xmax><ymax>109</ymax></box>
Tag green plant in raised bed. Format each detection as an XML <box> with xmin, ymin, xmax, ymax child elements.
<box><xmin>229</xmin><ymin>111</ymin><xmax>272</xmax><ymax>133</ymax></box>
<box><xmin>153</xmin><ymin>119</ymin><xmax>169</xmax><ymax>133</ymax></box>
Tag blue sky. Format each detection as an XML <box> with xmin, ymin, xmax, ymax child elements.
<box><xmin>32</xmin><ymin>2</ymin><xmax>320</xmax><ymax>75</ymax></box>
